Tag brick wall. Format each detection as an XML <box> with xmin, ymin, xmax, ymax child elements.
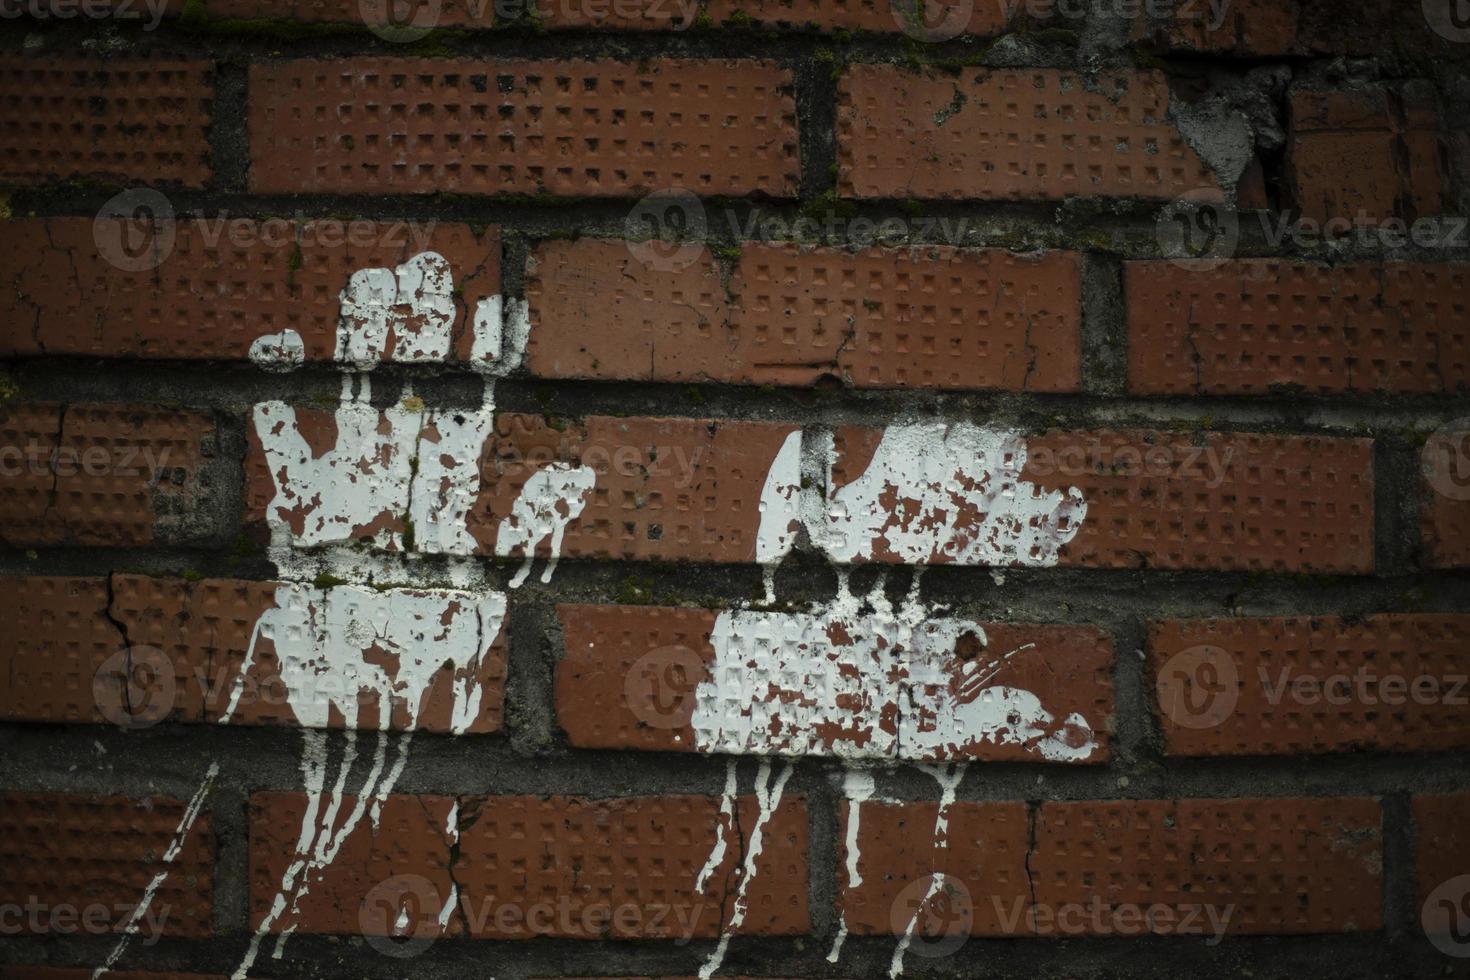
<box><xmin>1</xmin><ymin>1</ymin><xmax>1468</xmax><ymax>978</ymax></box>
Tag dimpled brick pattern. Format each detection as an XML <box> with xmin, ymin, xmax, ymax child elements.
<box><xmin>1031</xmin><ymin>798</ymin><xmax>1383</xmax><ymax>934</ymax></box>
<box><xmin>1131</xmin><ymin>0</ymin><xmax>1299</xmax><ymax>55</ymax></box>
<box><xmin>470</xmin><ymin>414</ymin><xmax>799</xmax><ymax>564</ymax></box>
<box><xmin>1021</xmin><ymin>430</ymin><xmax>1375</xmax><ymax>573</ymax></box>
<box><xmin>1421</xmin><ymin>430</ymin><xmax>1470</xmax><ymax>568</ymax></box>
<box><xmin>838</xmin><ymin>801</ymin><xmax>1031</xmax><ymax>936</ymax></box>
<box><xmin>0</xmin><ymin>403</ymin><xmax>216</xmax><ymax>547</ymax></box>
<box><xmin>1150</xmin><ymin>615</ymin><xmax>1470</xmax><ymax>755</ymax></box>
<box><xmin>1127</xmin><ymin>260</ymin><xmax>1470</xmax><ymax>395</ymax></box>
<box><xmin>1288</xmin><ymin>86</ymin><xmax>1445</xmax><ymax>223</ymax></box>
<box><xmin>453</xmin><ymin>794</ymin><xmax>809</xmax><ymax>938</ymax></box>
<box><xmin>249</xmin><ymin>793</ymin><xmax>458</xmax><ymax>935</ymax></box>
<box><xmin>248</xmin><ymin>59</ymin><xmax>799</xmax><ymax>197</ymax></box>
<box><xmin>0</xmin><ymin>792</ymin><xmax>215</xmax><ymax>938</ymax></box>
<box><xmin>209</xmin><ymin>0</ymin><xmax>493</xmax><ymax>27</ymax></box>
<box><xmin>1413</xmin><ymin>793</ymin><xmax>1470</xmax><ymax>910</ymax></box>
<box><xmin>0</xmin><ymin>56</ymin><xmax>212</xmax><ymax>187</ymax></box>
<box><xmin>526</xmin><ymin>239</ymin><xmax>1083</xmax><ymax>391</ymax></box>
<box><xmin>837</xmin><ymin>67</ymin><xmax>1219</xmax><ymax>200</ymax></box>
<box><xmin>538</xmin><ymin>0</ymin><xmax>699</xmax><ymax>29</ymax></box>
<box><xmin>703</xmin><ymin>0</ymin><xmax>1008</xmax><ymax>33</ymax></box>
<box><xmin>554</xmin><ymin>603</ymin><xmax>1114</xmax><ymax>762</ymax></box>
<box><xmin>1</xmin><ymin>219</ymin><xmax>500</xmax><ymax>361</ymax></box>
<box><xmin>0</xmin><ymin>577</ymin><xmax>120</xmax><ymax>724</ymax></box>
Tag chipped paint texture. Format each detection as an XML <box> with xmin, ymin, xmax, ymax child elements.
<box><xmin>689</xmin><ymin>583</ymin><xmax>1099</xmax><ymax>762</ymax></box>
<box><xmin>495</xmin><ymin>462</ymin><xmax>598</xmax><ymax>587</ymax></box>
<box><xmin>336</xmin><ymin>252</ymin><xmax>456</xmax><ymax>369</ymax></box>
<box><xmin>787</xmin><ymin>423</ymin><xmax>1087</xmax><ymax>566</ymax></box>
<box><xmin>249</xmin><ymin>329</ymin><xmax>306</xmax><ymax>372</ymax></box>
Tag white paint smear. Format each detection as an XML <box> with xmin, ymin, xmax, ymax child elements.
<box><xmin>496</xmin><ymin>462</ymin><xmax>597</xmax><ymax>588</ymax></box>
<box><xmin>760</xmin><ymin>423</ymin><xmax>1087</xmax><ymax>567</ymax></box>
<box><xmin>827</xmin><ymin>766</ymin><xmax>876</xmax><ymax>964</ymax></box>
<box><xmin>249</xmin><ymin>328</ymin><xmax>306</xmax><ymax>372</ymax></box>
<box><xmin>889</xmin><ymin>763</ymin><xmax>968</xmax><ymax>979</ymax></box>
<box><xmin>94</xmin><ymin>762</ymin><xmax>219</xmax><ymax>979</ymax></box>
<box><xmin>336</xmin><ymin>252</ymin><xmax>456</xmax><ymax>369</ymax></box>
<box><xmin>689</xmin><ymin>584</ymin><xmax>1098</xmax><ymax>762</ymax></box>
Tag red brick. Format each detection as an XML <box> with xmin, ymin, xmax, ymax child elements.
<box><xmin>819</xmin><ymin>427</ymin><xmax>1372</xmax><ymax>572</ymax></box>
<box><xmin>1126</xmin><ymin>260</ymin><xmax>1470</xmax><ymax>395</ymax></box>
<box><xmin>1422</xmin><ymin>429</ymin><xmax>1470</xmax><ymax>568</ymax></box>
<box><xmin>0</xmin><ymin>971</ymin><xmax>220</xmax><ymax>980</ymax></box>
<box><xmin>1</xmin><ymin>218</ymin><xmax>500</xmax><ymax>362</ymax></box>
<box><xmin>0</xmin><ymin>56</ymin><xmax>212</xmax><ymax>188</ymax></box>
<box><xmin>556</xmin><ymin>603</ymin><xmax>1113</xmax><ymax>762</ymax></box>
<box><xmin>1413</xmin><ymin>793</ymin><xmax>1470</xmax><ymax>912</ymax></box>
<box><xmin>1288</xmin><ymin>86</ymin><xmax>1446</xmax><ymax>223</ymax></box>
<box><xmin>0</xmin><ymin>574</ymin><xmax>509</xmax><ymax>733</ymax></box>
<box><xmin>837</xmin><ymin>801</ymin><xmax>1031</xmax><ymax>937</ymax></box>
<box><xmin>1030</xmin><ymin>798</ymin><xmax>1382</xmax><ymax>935</ymax></box>
<box><xmin>703</xmin><ymin>0</ymin><xmax>1008</xmax><ymax>34</ymax></box>
<box><xmin>538</xmin><ymin>0</ymin><xmax>699</xmax><ymax>29</ymax></box>
<box><xmin>526</xmin><ymin>239</ymin><xmax>1083</xmax><ymax>391</ymax></box>
<box><xmin>249</xmin><ymin>792</ymin><xmax>809</xmax><ymax>939</ymax></box>
<box><xmin>837</xmin><ymin>67</ymin><xmax>1219</xmax><ymax>201</ymax></box>
<box><xmin>0</xmin><ymin>403</ymin><xmax>216</xmax><ymax>547</ymax></box>
<box><xmin>248</xmin><ymin>59</ymin><xmax>798</xmax><ymax>197</ymax></box>
<box><xmin>1150</xmin><ymin>615</ymin><xmax>1470</xmax><ymax>755</ymax></box>
<box><xmin>245</xmin><ymin>411</ymin><xmax>799</xmax><ymax>564</ymax></box>
<box><xmin>208</xmin><ymin>0</ymin><xmax>492</xmax><ymax>28</ymax></box>
<box><xmin>0</xmin><ymin>577</ymin><xmax>120</xmax><ymax>724</ymax></box>
<box><xmin>0</xmin><ymin>791</ymin><xmax>214</xmax><ymax>938</ymax></box>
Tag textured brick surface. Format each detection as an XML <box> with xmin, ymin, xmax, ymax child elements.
<box><xmin>0</xmin><ymin>971</ymin><xmax>220</xmax><ymax>980</ymax></box>
<box><xmin>526</xmin><ymin>239</ymin><xmax>1083</xmax><ymax>391</ymax></box>
<box><xmin>1131</xmin><ymin>0</ymin><xmax>1299</xmax><ymax>56</ymax></box>
<box><xmin>0</xmin><ymin>56</ymin><xmax>212</xmax><ymax>187</ymax></box>
<box><xmin>1414</xmin><ymin>793</ymin><xmax>1470</xmax><ymax>910</ymax></box>
<box><xmin>209</xmin><ymin>0</ymin><xmax>493</xmax><ymax>27</ymax></box>
<box><xmin>1288</xmin><ymin>86</ymin><xmax>1446</xmax><ymax>223</ymax></box>
<box><xmin>250</xmin><ymin>792</ymin><xmax>809</xmax><ymax>938</ymax></box>
<box><xmin>1422</xmin><ymin>429</ymin><xmax>1470</xmax><ymax>568</ymax></box>
<box><xmin>837</xmin><ymin>801</ymin><xmax>1031</xmax><ymax>936</ymax></box>
<box><xmin>1030</xmin><ymin>798</ymin><xmax>1382</xmax><ymax>934</ymax></box>
<box><xmin>1151</xmin><ymin>615</ymin><xmax>1470</xmax><ymax>755</ymax></box>
<box><xmin>0</xmin><ymin>403</ymin><xmax>216</xmax><ymax>547</ymax></box>
<box><xmin>0</xmin><ymin>576</ymin><xmax>119</xmax><ymax>724</ymax></box>
<box><xmin>704</xmin><ymin>0</ymin><xmax>1007</xmax><ymax>33</ymax></box>
<box><xmin>249</xmin><ymin>59</ymin><xmax>799</xmax><ymax>197</ymax></box>
<box><xmin>1126</xmin><ymin>260</ymin><xmax>1470</xmax><ymax>396</ymax></box>
<box><xmin>555</xmin><ymin>603</ymin><xmax>1113</xmax><ymax>761</ymax></box>
<box><xmin>837</xmin><ymin>67</ymin><xmax>1219</xmax><ymax>201</ymax></box>
<box><xmin>0</xmin><ymin>792</ymin><xmax>214</xmax><ymax>938</ymax></box>
<box><xmin>1</xmin><ymin>218</ymin><xmax>500</xmax><ymax>361</ymax></box>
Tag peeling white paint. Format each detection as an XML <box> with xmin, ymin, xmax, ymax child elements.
<box><xmin>756</xmin><ymin>430</ymin><xmax>804</xmax><ymax>601</ymax></box>
<box><xmin>336</xmin><ymin>252</ymin><xmax>456</xmax><ymax>369</ymax></box>
<box><xmin>758</xmin><ymin>422</ymin><xmax>1087</xmax><ymax>568</ymax></box>
<box><xmin>889</xmin><ymin>763</ymin><xmax>968</xmax><ymax>979</ymax></box>
<box><xmin>94</xmin><ymin>762</ymin><xmax>219</xmax><ymax>980</ymax></box>
<box><xmin>694</xmin><ymin>758</ymin><xmax>739</xmax><ymax>894</ymax></box>
<box><xmin>475</xmin><ymin>296</ymin><xmax>530</xmax><ymax>373</ymax></box>
<box><xmin>496</xmin><ymin>462</ymin><xmax>597</xmax><ymax>588</ymax></box>
<box><xmin>249</xmin><ymin>329</ymin><xmax>306</xmax><ymax>372</ymax></box>
<box><xmin>827</xmin><ymin>766</ymin><xmax>876</xmax><ymax>964</ymax></box>
<box><xmin>698</xmin><ymin>759</ymin><xmax>792</xmax><ymax>980</ymax></box>
<box><xmin>688</xmin><ymin>586</ymin><xmax>1099</xmax><ymax>762</ymax></box>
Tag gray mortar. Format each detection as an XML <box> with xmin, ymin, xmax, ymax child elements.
<box><xmin>3</xmin><ymin>8</ymin><xmax>1470</xmax><ymax>980</ymax></box>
